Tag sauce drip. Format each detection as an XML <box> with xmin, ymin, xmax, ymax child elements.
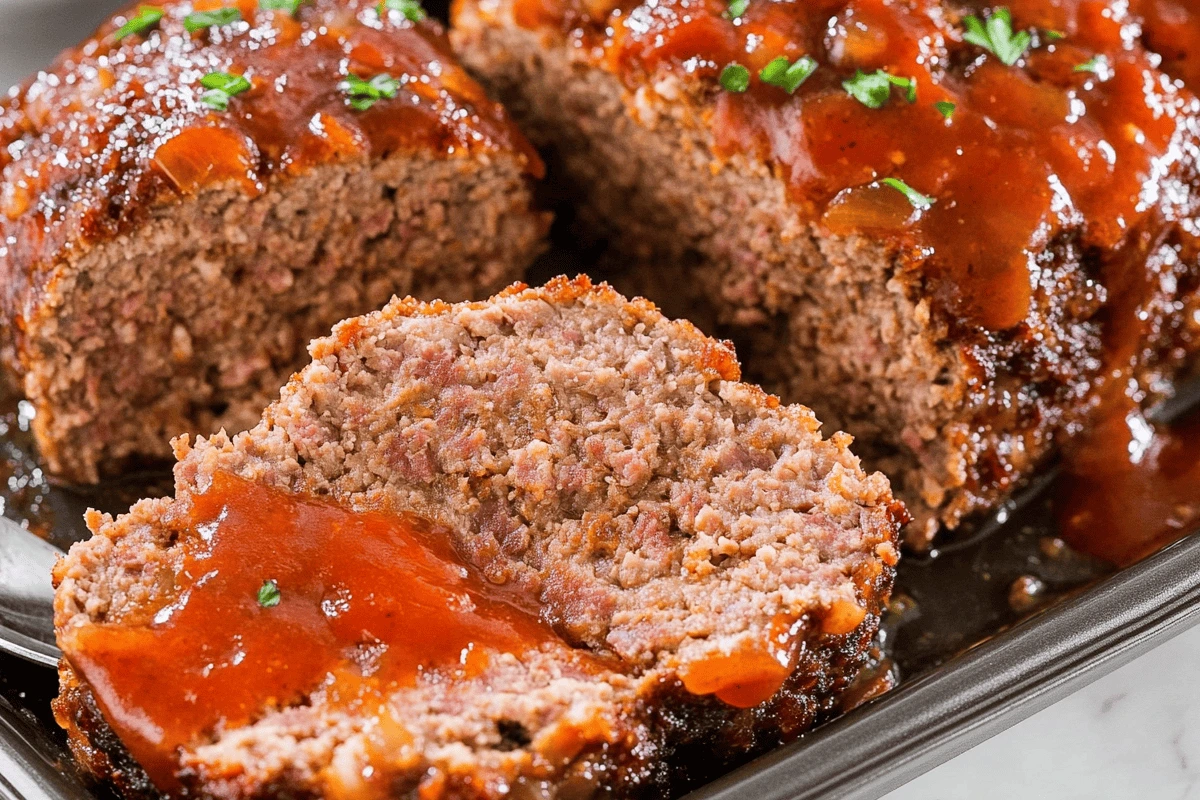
<box><xmin>60</xmin><ymin>472</ymin><xmax>562</xmax><ymax>790</ymax></box>
<box><xmin>680</xmin><ymin>615</ymin><xmax>802</xmax><ymax>708</ymax></box>
<box><xmin>1056</xmin><ymin>402</ymin><xmax>1200</xmax><ymax>567</ymax></box>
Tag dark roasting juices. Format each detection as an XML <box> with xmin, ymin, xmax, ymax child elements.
<box><xmin>1057</xmin><ymin>401</ymin><xmax>1200</xmax><ymax>567</ymax></box>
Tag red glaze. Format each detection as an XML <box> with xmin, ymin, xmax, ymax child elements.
<box><xmin>680</xmin><ymin>615</ymin><xmax>803</xmax><ymax>708</ymax></box>
<box><xmin>1137</xmin><ymin>0</ymin><xmax>1200</xmax><ymax>88</ymax></box>
<box><xmin>506</xmin><ymin>0</ymin><xmax>1200</xmax><ymax>551</ymax></box>
<box><xmin>59</xmin><ymin>472</ymin><xmax>573</xmax><ymax>790</ymax></box>
<box><xmin>1057</xmin><ymin>401</ymin><xmax>1200</xmax><ymax>567</ymax></box>
<box><xmin>0</xmin><ymin>0</ymin><xmax>540</xmax><ymax>360</ymax></box>
<box><xmin>509</xmin><ymin>0</ymin><xmax>1199</xmax><ymax>332</ymax></box>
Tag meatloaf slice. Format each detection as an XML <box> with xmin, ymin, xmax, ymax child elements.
<box><xmin>0</xmin><ymin>0</ymin><xmax>549</xmax><ymax>484</ymax></box>
<box><xmin>52</xmin><ymin>276</ymin><xmax>904</xmax><ymax>799</ymax></box>
<box><xmin>450</xmin><ymin>0</ymin><xmax>1200</xmax><ymax>545</ymax></box>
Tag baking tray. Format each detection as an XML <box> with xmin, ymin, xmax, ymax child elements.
<box><xmin>3</xmin><ymin>395</ymin><xmax>1198</xmax><ymax>800</ymax></box>
<box><xmin>1</xmin><ymin>1</ymin><xmax>1200</xmax><ymax>798</ymax></box>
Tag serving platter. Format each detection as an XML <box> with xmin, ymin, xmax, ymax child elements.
<box><xmin>0</xmin><ymin>2</ymin><xmax>1199</xmax><ymax>798</ymax></box>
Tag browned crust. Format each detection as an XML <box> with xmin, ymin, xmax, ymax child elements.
<box><xmin>54</xmin><ymin>663</ymin><xmax>164</xmax><ymax>800</ymax></box>
<box><xmin>326</xmin><ymin>274</ymin><xmax>744</xmax><ymax>384</ymax></box>
<box><xmin>0</xmin><ymin>0</ymin><xmax>539</xmax><ymax>347</ymax></box>
<box><xmin>448</xmin><ymin>9</ymin><xmax>1200</xmax><ymax>546</ymax></box>
<box><xmin>54</xmin><ymin>276</ymin><xmax>903</xmax><ymax>799</ymax></box>
<box><xmin>54</xmin><ymin>596</ymin><xmax>893</xmax><ymax>800</ymax></box>
<box><xmin>1</xmin><ymin>0</ymin><xmax>551</xmax><ymax>484</ymax></box>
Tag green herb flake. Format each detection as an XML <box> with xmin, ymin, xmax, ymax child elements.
<box><xmin>842</xmin><ymin>69</ymin><xmax>916</xmax><ymax>109</ymax></box>
<box><xmin>935</xmin><ymin>100</ymin><xmax>956</xmax><ymax>119</ymax></box>
<box><xmin>184</xmin><ymin>7</ymin><xmax>243</xmax><ymax>33</ymax></box>
<box><xmin>723</xmin><ymin>0</ymin><xmax>749</xmax><ymax>20</ymax></box>
<box><xmin>259</xmin><ymin>0</ymin><xmax>308</xmax><ymax>12</ymax></box>
<box><xmin>378</xmin><ymin>0</ymin><xmax>427</xmax><ymax>22</ymax></box>
<box><xmin>199</xmin><ymin>70</ymin><xmax>251</xmax><ymax>111</ymax></box>
<box><xmin>1044</xmin><ymin>29</ymin><xmax>1065</xmax><ymax>41</ymax></box>
<box><xmin>759</xmin><ymin>55</ymin><xmax>818</xmax><ymax>94</ymax></box>
<box><xmin>1073</xmin><ymin>54</ymin><xmax>1108</xmax><ymax>74</ymax></box>
<box><xmin>114</xmin><ymin>6</ymin><xmax>165</xmax><ymax>41</ymax></box>
<box><xmin>882</xmin><ymin>177</ymin><xmax>935</xmax><ymax>210</ymax></box>
<box><xmin>719</xmin><ymin>63</ymin><xmax>751</xmax><ymax>93</ymax></box>
<box><xmin>257</xmin><ymin>579</ymin><xmax>282</xmax><ymax>608</ymax></box>
<box><xmin>343</xmin><ymin>72</ymin><xmax>400</xmax><ymax>111</ymax></box>
<box><xmin>962</xmin><ymin>7</ymin><xmax>1032</xmax><ymax>66</ymax></box>
<box><xmin>892</xmin><ymin>73</ymin><xmax>917</xmax><ymax>103</ymax></box>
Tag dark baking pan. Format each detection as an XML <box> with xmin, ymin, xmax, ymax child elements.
<box><xmin>1</xmin><ymin>416</ymin><xmax>1197</xmax><ymax>800</ymax></box>
<box><xmin>688</xmin><ymin>533</ymin><xmax>1200</xmax><ymax>800</ymax></box>
<box><xmin>1</xmin><ymin>353</ymin><xmax>1198</xmax><ymax>800</ymax></box>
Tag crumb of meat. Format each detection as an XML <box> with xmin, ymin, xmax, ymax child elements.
<box><xmin>54</xmin><ymin>276</ymin><xmax>902</xmax><ymax>799</ymax></box>
<box><xmin>24</xmin><ymin>153</ymin><xmax>547</xmax><ymax>484</ymax></box>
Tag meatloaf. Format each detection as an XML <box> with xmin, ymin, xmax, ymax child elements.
<box><xmin>450</xmin><ymin>0</ymin><xmax>1200</xmax><ymax>545</ymax></box>
<box><xmin>0</xmin><ymin>0</ymin><xmax>549</xmax><ymax>484</ymax></box>
<box><xmin>52</xmin><ymin>276</ymin><xmax>904</xmax><ymax>799</ymax></box>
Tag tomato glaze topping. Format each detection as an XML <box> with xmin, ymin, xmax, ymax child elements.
<box><xmin>511</xmin><ymin>0</ymin><xmax>1200</xmax><ymax>333</ymax></box>
<box><xmin>60</xmin><ymin>472</ymin><xmax>572</xmax><ymax>789</ymax></box>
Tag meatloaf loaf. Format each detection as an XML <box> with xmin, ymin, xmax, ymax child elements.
<box><xmin>52</xmin><ymin>276</ymin><xmax>904</xmax><ymax>799</ymax></box>
<box><xmin>0</xmin><ymin>0</ymin><xmax>549</xmax><ymax>484</ymax></box>
<box><xmin>451</xmin><ymin>0</ymin><xmax>1200</xmax><ymax>545</ymax></box>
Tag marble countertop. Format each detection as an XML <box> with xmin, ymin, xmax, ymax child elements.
<box><xmin>884</xmin><ymin>622</ymin><xmax>1200</xmax><ymax>800</ymax></box>
<box><xmin>2</xmin><ymin>4</ymin><xmax>1198</xmax><ymax>799</ymax></box>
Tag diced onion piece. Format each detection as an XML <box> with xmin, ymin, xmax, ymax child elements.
<box><xmin>822</xmin><ymin>182</ymin><xmax>918</xmax><ymax>235</ymax></box>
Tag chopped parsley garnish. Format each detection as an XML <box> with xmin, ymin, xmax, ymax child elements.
<box><xmin>257</xmin><ymin>580</ymin><xmax>281</xmax><ymax>608</ymax></box>
<box><xmin>842</xmin><ymin>70</ymin><xmax>916</xmax><ymax>109</ymax></box>
<box><xmin>1044</xmin><ymin>29</ymin><xmax>1065</xmax><ymax>41</ymax></box>
<box><xmin>759</xmin><ymin>55</ymin><xmax>818</xmax><ymax>94</ymax></box>
<box><xmin>378</xmin><ymin>0</ymin><xmax>426</xmax><ymax>22</ymax></box>
<box><xmin>343</xmin><ymin>73</ymin><xmax>400</xmax><ymax>110</ymax></box>
<box><xmin>719</xmin><ymin>63</ymin><xmax>751</xmax><ymax>93</ymax></box>
<box><xmin>723</xmin><ymin>0</ymin><xmax>749</xmax><ymax>20</ymax></box>
<box><xmin>114</xmin><ymin>6</ymin><xmax>164</xmax><ymax>40</ymax></box>
<box><xmin>199</xmin><ymin>71</ymin><xmax>251</xmax><ymax>111</ymax></box>
<box><xmin>935</xmin><ymin>100</ymin><xmax>956</xmax><ymax>119</ymax></box>
<box><xmin>259</xmin><ymin>0</ymin><xmax>308</xmax><ymax>12</ymax></box>
<box><xmin>962</xmin><ymin>8</ymin><xmax>1032</xmax><ymax>66</ymax></box>
<box><xmin>882</xmin><ymin>177</ymin><xmax>935</xmax><ymax>210</ymax></box>
<box><xmin>184</xmin><ymin>7</ymin><xmax>243</xmax><ymax>33</ymax></box>
<box><xmin>1073</xmin><ymin>54</ymin><xmax>1107</xmax><ymax>74</ymax></box>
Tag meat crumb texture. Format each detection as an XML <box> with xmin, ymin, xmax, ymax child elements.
<box><xmin>450</xmin><ymin>0</ymin><xmax>1200</xmax><ymax>545</ymax></box>
<box><xmin>0</xmin><ymin>0</ymin><xmax>549</xmax><ymax>484</ymax></box>
<box><xmin>53</xmin><ymin>277</ymin><xmax>904</xmax><ymax>800</ymax></box>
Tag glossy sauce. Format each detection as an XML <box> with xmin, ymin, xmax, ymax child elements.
<box><xmin>0</xmin><ymin>0</ymin><xmax>539</xmax><ymax>346</ymax></box>
<box><xmin>59</xmin><ymin>472</ymin><xmax>566</xmax><ymax>789</ymax></box>
<box><xmin>678</xmin><ymin>593</ymin><xmax>873</xmax><ymax>708</ymax></box>
<box><xmin>509</xmin><ymin>0</ymin><xmax>1200</xmax><ymax>550</ymax></box>
<box><xmin>1056</xmin><ymin>401</ymin><xmax>1200</xmax><ymax>567</ymax></box>
<box><xmin>512</xmin><ymin>0</ymin><xmax>1198</xmax><ymax>332</ymax></box>
<box><xmin>1137</xmin><ymin>0</ymin><xmax>1200</xmax><ymax>88</ymax></box>
<box><xmin>679</xmin><ymin>615</ymin><xmax>802</xmax><ymax>708</ymax></box>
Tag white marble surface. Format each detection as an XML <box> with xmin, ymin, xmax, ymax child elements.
<box><xmin>884</xmin><ymin>622</ymin><xmax>1200</xmax><ymax>800</ymax></box>
<box><xmin>2</xmin><ymin>5</ymin><xmax>1200</xmax><ymax>800</ymax></box>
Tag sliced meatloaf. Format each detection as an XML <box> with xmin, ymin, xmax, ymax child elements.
<box><xmin>450</xmin><ymin>0</ymin><xmax>1200</xmax><ymax>545</ymax></box>
<box><xmin>0</xmin><ymin>0</ymin><xmax>549</xmax><ymax>484</ymax></box>
<box><xmin>52</xmin><ymin>277</ymin><xmax>904</xmax><ymax>799</ymax></box>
